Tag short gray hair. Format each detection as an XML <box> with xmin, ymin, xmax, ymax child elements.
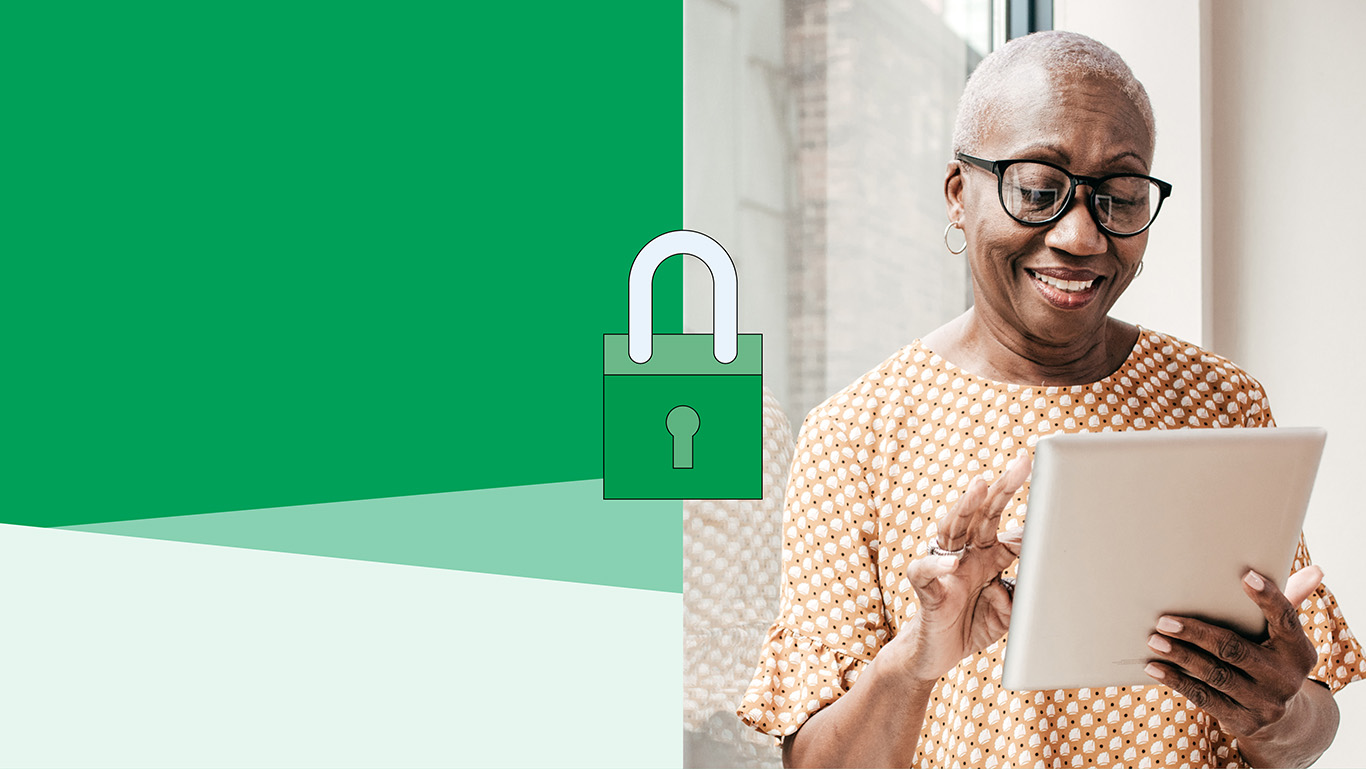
<box><xmin>952</xmin><ymin>31</ymin><xmax>1155</xmax><ymax>159</ymax></box>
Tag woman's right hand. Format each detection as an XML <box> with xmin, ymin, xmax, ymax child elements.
<box><xmin>781</xmin><ymin>450</ymin><xmax>1033</xmax><ymax>768</ymax></box>
<box><xmin>887</xmin><ymin>451</ymin><xmax>1032</xmax><ymax>684</ymax></box>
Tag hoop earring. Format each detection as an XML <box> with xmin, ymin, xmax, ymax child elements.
<box><xmin>1135</xmin><ymin>261</ymin><xmax>1145</xmax><ymax>278</ymax></box>
<box><xmin>944</xmin><ymin>221</ymin><xmax>966</xmax><ymax>255</ymax></box>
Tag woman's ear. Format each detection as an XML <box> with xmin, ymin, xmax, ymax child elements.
<box><xmin>945</xmin><ymin>161</ymin><xmax>965</xmax><ymax>223</ymax></box>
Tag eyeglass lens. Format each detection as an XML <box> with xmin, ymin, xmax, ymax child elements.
<box><xmin>1001</xmin><ymin>162</ymin><xmax>1160</xmax><ymax>235</ymax></box>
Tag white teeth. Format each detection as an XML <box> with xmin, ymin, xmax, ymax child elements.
<box><xmin>1031</xmin><ymin>271</ymin><xmax>1095</xmax><ymax>292</ymax></box>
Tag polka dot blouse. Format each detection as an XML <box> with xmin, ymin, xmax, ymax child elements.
<box><xmin>738</xmin><ymin>329</ymin><xmax>1363</xmax><ymax>768</ymax></box>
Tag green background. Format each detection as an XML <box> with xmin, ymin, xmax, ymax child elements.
<box><xmin>2</xmin><ymin>2</ymin><xmax>682</xmax><ymax>526</ymax></box>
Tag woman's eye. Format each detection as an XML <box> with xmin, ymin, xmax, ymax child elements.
<box><xmin>1018</xmin><ymin>187</ymin><xmax>1058</xmax><ymax>208</ymax></box>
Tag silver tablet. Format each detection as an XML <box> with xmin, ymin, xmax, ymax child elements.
<box><xmin>1002</xmin><ymin>426</ymin><xmax>1326</xmax><ymax>690</ymax></box>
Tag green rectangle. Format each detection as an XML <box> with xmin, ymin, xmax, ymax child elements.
<box><xmin>603</xmin><ymin>372</ymin><xmax>761</xmax><ymax>500</ymax></box>
<box><xmin>603</xmin><ymin>334</ymin><xmax>762</xmax><ymax>376</ymax></box>
<box><xmin>2</xmin><ymin>2</ymin><xmax>682</xmax><ymax>526</ymax></box>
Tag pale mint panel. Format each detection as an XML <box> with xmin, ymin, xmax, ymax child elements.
<box><xmin>64</xmin><ymin>480</ymin><xmax>682</xmax><ymax>594</ymax></box>
<box><xmin>0</xmin><ymin>524</ymin><xmax>682</xmax><ymax>768</ymax></box>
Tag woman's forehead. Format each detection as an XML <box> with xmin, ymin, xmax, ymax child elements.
<box><xmin>979</xmin><ymin>70</ymin><xmax>1154</xmax><ymax>169</ymax></box>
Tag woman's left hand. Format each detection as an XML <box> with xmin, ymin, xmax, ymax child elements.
<box><xmin>1143</xmin><ymin>566</ymin><xmax>1323</xmax><ymax>739</ymax></box>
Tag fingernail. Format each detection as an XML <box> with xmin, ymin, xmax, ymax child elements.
<box><xmin>1145</xmin><ymin>663</ymin><xmax>1166</xmax><ymax>680</ymax></box>
<box><xmin>936</xmin><ymin>555</ymin><xmax>959</xmax><ymax>569</ymax></box>
<box><xmin>1156</xmin><ymin>617</ymin><xmax>1182</xmax><ymax>633</ymax></box>
<box><xmin>1147</xmin><ymin>634</ymin><xmax>1171</xmax><ymax>653</ymax></box>
<box><xmin>1244</xmin><ymin>571</ymin><xmax>1265</xmax><ymax>591</ymax></box>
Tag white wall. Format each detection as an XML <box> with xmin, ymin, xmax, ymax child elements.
<box><xmin>1058</xmin><ymin>2</ymin><xmax>1366</xmax><ymax>766</ymax></box>
<box><xmin>1209</xmin><ymin>4</ymin><xmax>1366</xmax><ymax>764</ymax></box>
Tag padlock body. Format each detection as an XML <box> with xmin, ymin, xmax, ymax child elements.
<box><xmin>604</xmin><ymin>334</ymin><xmax>761</xmax><ymax>500</ymax></box>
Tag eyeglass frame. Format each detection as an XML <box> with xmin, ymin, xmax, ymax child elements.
<box><xmin>955</xmin><ymin>152</ymin><xmax>1174</xmax><ymax>237</ymax></box>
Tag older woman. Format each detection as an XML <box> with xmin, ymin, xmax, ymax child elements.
<box><xmin>738</xmin><ymin>31</ymin><xmax>1362</xmax><ymax>768</ymax></box>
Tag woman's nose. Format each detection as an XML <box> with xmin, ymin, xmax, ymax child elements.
<box><xmin>1044</xmin><ymin>191</ymin><xmax>1108</xmax><ymax>256</ymax></box>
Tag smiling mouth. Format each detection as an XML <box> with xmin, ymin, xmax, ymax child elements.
<box><xmin>1026</xmin><ymin>268</ymin><xmax>1104</xmax><ymax>309</ymax></box>
<box><xmin>1027</xmin><ymin>269</ymin><xmax>1097</xmax><ymax>292</ymax></box>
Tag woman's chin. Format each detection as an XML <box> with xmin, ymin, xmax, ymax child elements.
<box><xmin>1019</xmin><ymin>310</ymin><xmax>1111</xmax><ymax>349</ymax></box>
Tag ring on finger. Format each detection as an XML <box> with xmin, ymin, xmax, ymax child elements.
<box><xmin>999</xmin><ymin>576</ymin><xmax>1016</xmax><ymax>595</ymax></box>
<box><xmin>929</xmin><ymin>543</ymin><xmax>967</xmax><ymax>557</ymax></box>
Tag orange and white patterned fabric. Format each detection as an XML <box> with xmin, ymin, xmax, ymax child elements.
<box><xmin>738</xmin><ymin>328</ymin><xmax>1363</xmax><ymax>768</ymax></box>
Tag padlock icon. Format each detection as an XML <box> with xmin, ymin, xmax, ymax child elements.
<box><xmin>603</xmin><ymin>230</ymin><xmax>762</xmax><ymax>500</ymax></box>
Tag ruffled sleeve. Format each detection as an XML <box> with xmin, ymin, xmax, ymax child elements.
<box><xmin>736</xmin><ymin>393</ymin><xmax>889</xmax><ymax>737</ymax></box>
<box><xmin>737</xmin><ymin>624</ymin><xmax>871</xmax><ymax>737</ymax></box>
<box><xmin>1291</xmin><ymin>537</ymin><xmax>1366</xmax><ymax>693</ymax></box>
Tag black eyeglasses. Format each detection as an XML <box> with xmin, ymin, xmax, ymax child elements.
<box><xmin>956</xmin><ymin>152</ymin><xmax>1173</xmax><ymax>237</ymax></box>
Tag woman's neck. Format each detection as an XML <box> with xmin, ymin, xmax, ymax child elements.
<box><xmin>921</xmin><ymin>309</ymin><xmax>1138</xmax><ymax>387</ymax></box>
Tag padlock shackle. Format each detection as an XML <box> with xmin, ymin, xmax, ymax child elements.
<box><xmin>628</xmin><ymin>230</ymin><xmax>738</xmax><ymax>364</ymax></box>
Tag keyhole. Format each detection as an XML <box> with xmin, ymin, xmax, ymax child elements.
<box><xmin>666</xmin><ymin>405</ymin><xmax>700</xmax><ymax>469</ymax></box>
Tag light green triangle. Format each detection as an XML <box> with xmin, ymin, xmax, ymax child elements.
<box><xmin>63</xmin><ymin>480</ymin><xmax>682</xmax><ymax>593</ymax></box>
